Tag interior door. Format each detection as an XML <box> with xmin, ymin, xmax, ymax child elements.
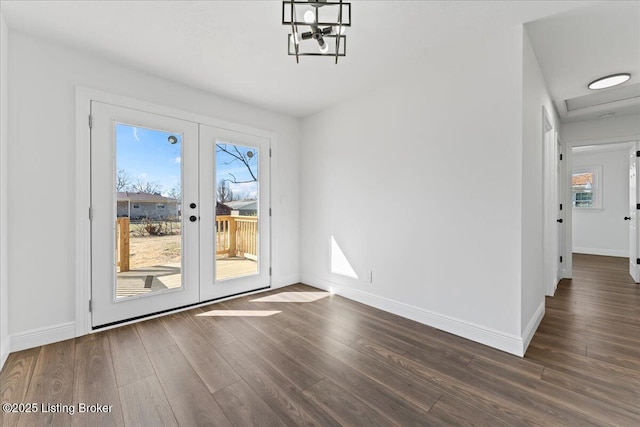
<box><xmin>91</xmin><ymin>101</ymin><xmax>200</xmax><ymax>327</ymax></box>
<box><xmin>629</xmin><ymin>143</ymin><xmax>639</xmax><ymax>283</ymax></box>
<box><xmin>199</xmin><ymin>124</ymin><xmax>270</xmax><ymax>301</ymax></box>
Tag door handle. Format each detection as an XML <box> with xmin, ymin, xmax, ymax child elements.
<box><xmin>625</xmin><ymin>216</ymin><xmax>631</xmax><ymax>220</ymax></box>
<box><xmin>557</xmin><ymin>219</ymin><xmax>563</xmax><ymax>223</ymax></box>
<box><xmin>189</xmin><ymin>215</ymin><xmax>198</xmax><ymax>222</ymax></box>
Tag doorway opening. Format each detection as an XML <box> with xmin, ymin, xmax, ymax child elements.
<box><xmin>89</xmin><ymin>100</ymin><xmax>271</xmax><ymax>328</ymax></box>
<box><xmin>565</xmin><ymin>140</ymin><xmax>638</xmax><ymax>283</ymax></box>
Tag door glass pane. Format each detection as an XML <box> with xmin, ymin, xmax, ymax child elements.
<box><xmin>215</xmin><ymin>142</ymin><xmax>259</xmax><ymax>281</ymax></box>
<box><xmin>115</xmin><ymin>124</ymin><xmax>183</xmax><ymax>299</ymax></box>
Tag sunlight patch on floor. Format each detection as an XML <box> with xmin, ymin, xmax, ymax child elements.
<box><xmin>250</xmin><ymin>291</ymin><xmax>330</xmax><ymax>303</ymax></box>
<box><xmin>196</xmin><ymin>309</ymin><xmax>281</xmax><ymax>317</ymax></box>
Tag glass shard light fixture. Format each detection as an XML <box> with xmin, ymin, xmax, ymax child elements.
<box><xmin>282</xmin><ymin>0</ymin><xmax>351</xmax><ymax>64</ymax></box>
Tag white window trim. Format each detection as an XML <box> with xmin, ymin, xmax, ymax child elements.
<box><xmin>572</xmin><ymin>165</ymin><xmax>602</xmax><ymax>210</ymax></box>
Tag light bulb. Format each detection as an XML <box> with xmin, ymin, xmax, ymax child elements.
<box><xmin>318</xmin><ymin>40</ymin><xmax>329</xmax><ymax>53</ymax></box>
<box><xmin>303</xmin><ymin>10</ymin><xmax>315</xmax><ymax>23</ymax></box>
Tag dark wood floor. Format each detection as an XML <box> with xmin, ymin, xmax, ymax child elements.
<box><xmin>1</xmin><ymin>254</ymin><xmax>639</xmax><ymax>426</ymax></box>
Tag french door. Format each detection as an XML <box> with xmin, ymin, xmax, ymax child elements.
<box><xmin>90</xmin><ymin>102</ymin><xmax>270</xmax><ymax>327</ymax></box>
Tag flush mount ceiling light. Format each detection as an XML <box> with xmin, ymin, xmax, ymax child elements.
<box><xmin>588</xmin><ymin>73</ymin><xmax>631</xmax><ymax>90</ymax></box>
<box><xmin>282</xmin><ymin>0</ymin><xmax>351</xmax><ymax>64</ymax></box>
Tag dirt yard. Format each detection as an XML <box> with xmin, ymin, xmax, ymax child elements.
<box><xmin>129</xmin><ymin>234</ymin><xmax>181</xmax><ymax>269</ymax></box>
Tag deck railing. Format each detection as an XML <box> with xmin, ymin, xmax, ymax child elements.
<box><xmin>116</xmin><ymin>217</ymin><xmax>130</xmax><ymax>272</ymax></box>
<box><xmin>116</xmin><ymin>215</ymin><xmax>257</xmax><ymax>273</ymax></box>
<box><xmin>216</xmin><ymin>215</ymin><xmax>258</xmax><ymax>260</ymax></box>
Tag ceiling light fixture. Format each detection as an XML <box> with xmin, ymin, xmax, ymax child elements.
<box><xmin>588</xmin><ymin>73</ymin><xmax>631</xmax><ymax>90</ymax></box>
<box><xmin>282</xmin><ymin>0</ymin><xmax>351</xmax><ymax>64</ymax></box>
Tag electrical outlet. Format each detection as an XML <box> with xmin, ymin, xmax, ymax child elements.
<box><xmin>366</xmin><ymin>270</ymin><xmax>373</xmax><ymax>283</ymax></box>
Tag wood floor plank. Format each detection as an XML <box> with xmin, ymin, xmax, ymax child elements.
<box><xmin>118</xmin><ymin>376</ymin><xmax>177</xmax><ymax>427</ymax></box>
<box><xmin>466</xmin><ymin>354</ymin><xmax>640</xmax><ymax>427</ymax></box>
<box><xmin>541</xmin><ymin>366</ymin><xmax>640</xmax><ymax>416</ymax></box>
<box><xmin>147</xmin><ymin>345</ymin><xmax>233</xmax><ymax>427</ymax></box>
<box><xmin>350</xmin><ymin>337</ymin><xmax>556</xmax><ymax>426</ymax></box>
<box><xmin>298</xmin><ymin>332</ymin><xmax>442</xmax><ymax>411</ymax></box>
<box><xmin>199</xmin><ymin>308</ymin><xmax>324</xmax><ymax>391</ymax></box>
<box><xmin>160</xmin><ymin>311</ymin><xmax>240</xmax><ymax>393</ymax></box>
<box><xmin>72</xmin><ymin>333</ymin><xmax>124</xmax><ymax>427</ymax></box>
<box><xmin>107</xmin><ymin>325</ymin><xmax>155</xmax><ymax>388</ymax></box>
<box><xmin>526</xmin><ymin>342</ymin><xmax>640</xmax><ymax>385</ymax></box>
<box><xmin>215</xmin><ymin>300</ymin><xmax>299</xmax><ymax>344</ymax></box>
<box><xmin>17</xmin><ymin>339</ymin><xmax>75</xmax><ymax>427</ymax></box>
<box><xmin>186</xmin><ymin>308</ymin><xmax>238</xmax><ymax>347</ymax></box>
<box><xmin>282</xmin><ymin>336</ymin><xmax>445</xmax><ymax>426</ymax></box>
<box><xmin>303</xmin><ymin>378</ymin><xmax>396</xmax><ymax>427</ymax></box>
<box><xmin>213</xmin><ymin>380</ymin><xmax>285</xmax><ymax>427</ymax></box>
<box><xmin>216</xmin><ymin>340</ymin><xmax>341</xmax><ymax>426</ymax></box>
<box><xmin>0</xmin><ymin>347</ymin><xmax>41</xmax><ymax>427</ymax></box>
<box><xmin>427</xmin><ymin>393</ymin><xmax>513</xmax><ymax>427</ymax></box>
<box><xmin>135</xmin><ymin>318</ymin><xmax>176</xmax><ymax>353</ymax></box>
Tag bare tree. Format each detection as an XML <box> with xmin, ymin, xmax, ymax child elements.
<box><xmin>168</xmin><ymin>186</ymin><xmax>181</xmax><ymax>201</ymax></box>
<box><xmin>233</xmin><ymin>192</ymin><xmax>256</xmax><ymax>201</ymax></box>
<box><xmin>117</xmin><ymin>169</ymin><xmax>132</xmax><ymax>191</ymax></box>
<box><xmin>217</xmin><ymin>180</ymin><xmax>234</xmax><ymax>203</ymax></box>
<box><xmin>131</xmin><ymin>179</ymin><xmax>161</xmax><ymax>195</ymax></box>
<box><xmin>216</xmin><ymin>144</ymin><xmax>257</xmax><ymax>183</ymax></box>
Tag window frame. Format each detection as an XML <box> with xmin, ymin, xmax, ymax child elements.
<box><xmin>571</xmin><ymin>165</ymin><xmax>603</xmax><ymax>210</ymax></box>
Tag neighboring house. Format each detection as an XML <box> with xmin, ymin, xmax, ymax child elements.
<box><xmin>224</xmin><ymin>200</ymin><xmax>258</xmax><ymax>216</ymax></box>
<box><xmin>117</xmin><ymin>192</ymin><xmax>179</xmax><ymax>220</ymax></box>
<box><xmin>216</xmin><ymin>201</ymin><xmax>231</xmax><ymax>216</ymax></box>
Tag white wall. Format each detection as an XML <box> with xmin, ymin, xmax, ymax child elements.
<box><xmin>7</xmin><ymin>31</ymin><xmax>300</xmax><ymax>341</ymax></box>
<box><xmin>0</xmin><ymin>12</ymin><xmax>9</xmax><ymax>369</ymax></box>
<box><xmin>301</xmin><ymin>26</ymin><xmax>527</xmax><ymax>355</ymax></box>
<box><xmin>520</xmin><ymin>30</ymin><xmax>559</xmax><ymax>346</ymax></box>
<box><xmin>572</xmin><ymin>146</ymin><xmax>630</xmax><ymax>257</ymax></box>
<box><xmin>562</xmin><ymin>114</ymin><xmax>640</xmax><ymax>144</ymax></box>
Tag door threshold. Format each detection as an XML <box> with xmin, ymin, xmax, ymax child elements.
<box><xmin>91</xmin><ymin>286</ymin><xmax>271</xmax><ymax>331</ymax></box>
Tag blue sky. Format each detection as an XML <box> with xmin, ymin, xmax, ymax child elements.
<box><xmin>116</xmin><ymin>124</ymin><xmax>182</xmax><ymax>196</ymax></box>
<box><xmin>116</xmin><ymin>124</ymin><xmax>258</xmax><ymax>199</ymax></box>
<box><xmin>216</xmin><ymin>143</ymin><xmax>259</xmax><ymax>200</ymax></box>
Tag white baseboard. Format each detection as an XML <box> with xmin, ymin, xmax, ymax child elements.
<box><xmin>1</xmin><ymin>336</ymin><xmax>9</xmax><ymax>370</ymax></box>
<box><xmin>272</xmin><ymin>274</ymin><xmax>301</xmax><ymax>289</ymax></box>
<box><xmin>10</xmin><ymin>322</ymin><xmax>76</xmax><ymax>352</ymax></box>
<box><xmin>572</xmin><ymin>247</ymin><xmax>629</xmax><ymax>258</ymax></box>
<box><xmin>302</xmin><ymin>274</ymin><xmax>525</xmax><ymax>357</ymax></box>
<box><xmin>522</xmin><ymin>301</ymin><xmax>545</xmax><ymax>353</ymax></box>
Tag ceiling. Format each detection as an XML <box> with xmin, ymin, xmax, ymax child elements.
<box><xmin>526</xmin><ymin>2</ymin><xmax>640</xmax><ymax>123</ymax></box>
<box><xmin>1</xmin><ymin>1</ymin><xmax>630</xmax><ymax>119</ymax></box>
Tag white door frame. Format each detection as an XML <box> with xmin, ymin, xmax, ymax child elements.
<box><xmin>75</xmin><ymin>87</ymin><xmax>275</xmax><ymax>337</ymax></box>
<box><xmin>542</xmin><ymin>106</ymin><xmax>559</xmax><ymax>296</ymax></box>
<box><xmin>561</xmin><ymin>134</ymin><xmax>640</xmax><ymax>280</ymax></box>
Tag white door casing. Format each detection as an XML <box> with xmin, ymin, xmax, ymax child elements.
<box><xmin>90</xmin><ymin>103</ymin><xmax>272</xmax><ymax>327</ymax></box>
<box><xmin>543</xmin><ymin>107</ymin><xmax>559</xmax><ymax>296</ymax></box>
<box><xmin>556</xmin><ymin>134</ymin><xmax>564</xmax><ymax>282</ymax></box>
<box><xmin>629</xmin><ymin>143</ymin><xmax>639</xmax><ymax>283</ymax></box>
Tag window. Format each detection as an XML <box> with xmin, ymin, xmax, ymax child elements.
<box><xmin>132</xmin><ymin>203</ymin><xmax>140</xmax><ymax>209</ymax></box>
<box><xmin>157</xmin><ymin>203</ymin><xmax>166</xmax><ymax>209</ymax></box>
<box><xmin>572</xmin><ymin>165</ymin><xmax>602</xmax><ymax>209</ymax></box>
